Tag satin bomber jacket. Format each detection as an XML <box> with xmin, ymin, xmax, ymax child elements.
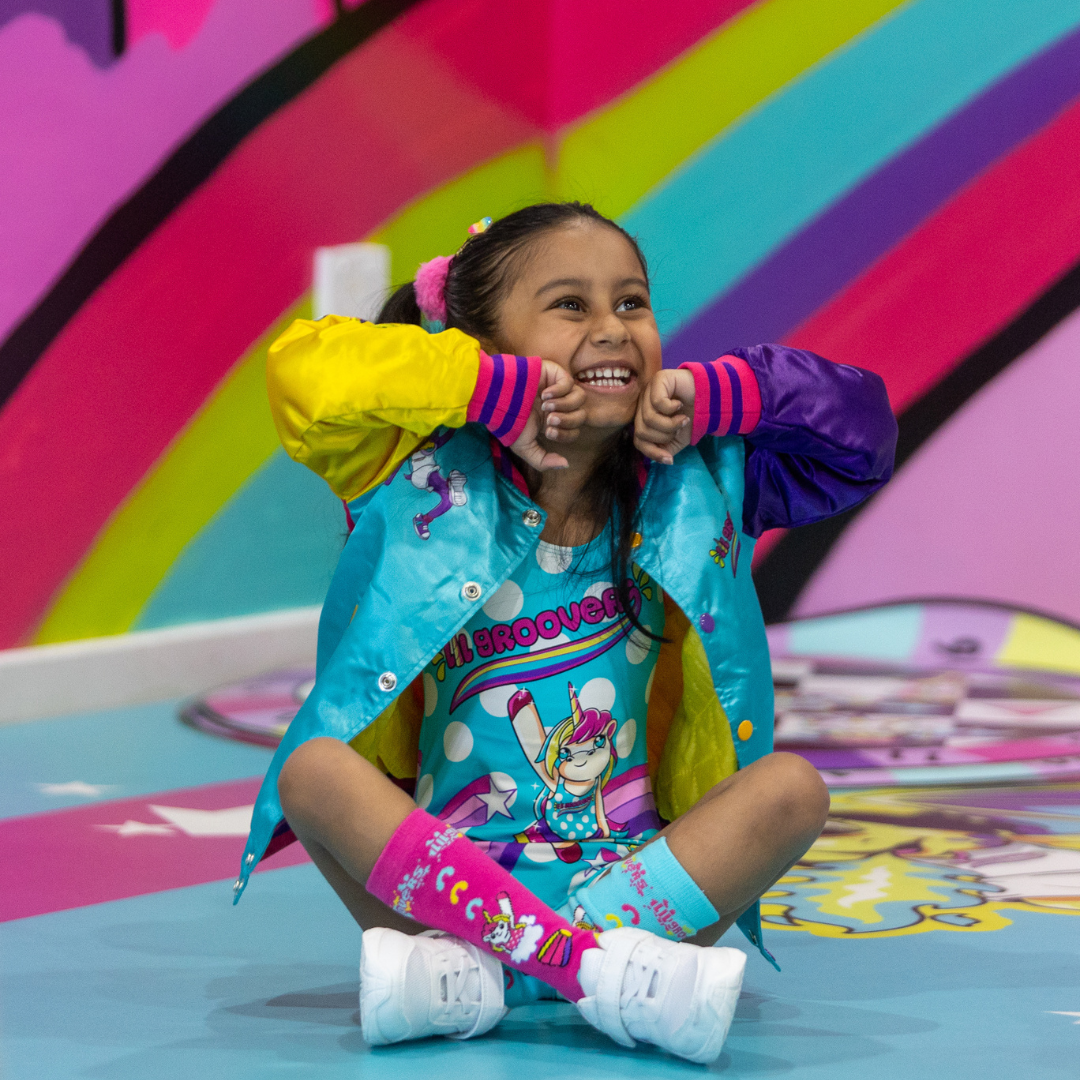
<box><xmin>234</xmin><ymin>317</ymin><xmax>897</xmax><ymax>960</ymax></box>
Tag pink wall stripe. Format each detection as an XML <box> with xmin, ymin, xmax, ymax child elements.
<box><xmin>786</xmin><ymin>95</ymin><xmax>1080</xmax><ymax>415</ymax></box>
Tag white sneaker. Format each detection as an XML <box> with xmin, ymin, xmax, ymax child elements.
<box><xmin>575</xmin><ymin>927</ymin><xmax>746</xmax><ymax>1064</ymax></box>
<box><xmin>359</xmin><ymin>927</ymin><xmax>506</xmax><ymax>1045</ymax></box>
<box><xmin>448</xmin><ymin>470</ymin><xmax>468</xmax><ymax>506</ymax></box>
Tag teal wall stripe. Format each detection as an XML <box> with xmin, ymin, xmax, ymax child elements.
<box><xmin>623</xmin><ymin>0</ymin><xmax>1080</xmax><ymax>338</ymax></box>
<box><xmin>133</xmin><ymin>451</ymin><xmax>342</xmax><ymax>630</ymax></box>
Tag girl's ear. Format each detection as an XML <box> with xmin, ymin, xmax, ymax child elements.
<box><xmin>604</xmin><ymin>719</ymin><xmax>617</xmax><ymax>740</ymax></box>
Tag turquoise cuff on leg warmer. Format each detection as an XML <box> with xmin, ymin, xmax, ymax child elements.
<box><xmin>571</xmin><ymin>836</ymin><xmax>719</xmax><ymax>940</ymax></box>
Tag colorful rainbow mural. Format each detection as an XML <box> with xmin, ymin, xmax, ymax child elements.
<box><xmin>4</xmin><ymin>0</ymin><xmax>1080</xmax><ymax>650</ymax></box>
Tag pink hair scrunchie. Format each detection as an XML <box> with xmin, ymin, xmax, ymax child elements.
<box><xmin>414</xmin><ymin>255</ymin><xmax>452</xmax><ymax>324</ymax></box>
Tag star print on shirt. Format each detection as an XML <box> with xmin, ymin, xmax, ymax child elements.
<box><xmin>475</xmin><ymin>777</ymin><xmax>515</xmax><ymax>821</ymax></box>
<box><xmin>585</xmin><ymin>850</ymin><xmax>615</xmax><ymax>872</ymax></box>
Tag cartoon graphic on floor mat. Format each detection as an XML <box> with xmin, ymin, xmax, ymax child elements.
<box><xmin>764</xmin><ymin>784</ymin><xmax>1080</xmax><ymax>939</ymax></box>
<box><xmin>406</xmin><ymin>432</ymin><xmax>467</xmax><ymax>540</ymax></box>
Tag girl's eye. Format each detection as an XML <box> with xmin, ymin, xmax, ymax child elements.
<box><xmin>617</xmin><ymin>294</ymin><xmax>648</xmax><ymax>312</ymax></box>
<box><xmin>555</xmin><ymin>297</ymin><xmax>583</xmax><ymax>312</ymax></box>
<box><xmin>594</xmin><ymin>736</ymin><xmax>605</xmax><ymax>749</ymax></box>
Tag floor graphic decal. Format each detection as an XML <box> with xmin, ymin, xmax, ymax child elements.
<box><xmin>767</xmin><ymin>782</ymin><xmax>1080</xmax><ymax>938</ymax></box>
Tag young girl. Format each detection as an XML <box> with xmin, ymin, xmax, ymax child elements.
<box><xmin>234</xmin><ymin>202</ymin><xmax>896</xmax><ymax>1063</ymax></box>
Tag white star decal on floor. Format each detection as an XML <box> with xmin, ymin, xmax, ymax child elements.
<box><xmin>38</xmin><ymin>781</ymin><xmax>111</xmax><ymax>797</ymax></box>
<box><xmin>96</xmin><ymin>820</ymin><xmax>176</xmax><ymax>837</ymax></box>
<box><xmin>148</xmin><ymin>804</ymin><xmax>254</xmax><ymax>836</ymax></box>
<box><xmin>1048</xmin><ymin>1011</ymin><xmax>1080</xmax><ymax>1024</ymax></box>
<box><xmin>475</xmin><ymin>778</ymin><xmax>515</xmax><ymax>821</ymax></box>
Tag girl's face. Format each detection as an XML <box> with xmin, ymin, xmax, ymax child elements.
<box><xmin>488</xmin><ymin>222</ymin><xmax>663</xmax><ymax>433</ymax></box>
<box><xmin>557</xmin><ymin>730</ymin><xmax>613</xmax><ymax>783</ymax></box>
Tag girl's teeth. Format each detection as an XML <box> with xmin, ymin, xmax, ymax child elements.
<box><xmin>578</xmin><ymin>366</ymin><xmax>631</xmax><ymax>386</ymax></box>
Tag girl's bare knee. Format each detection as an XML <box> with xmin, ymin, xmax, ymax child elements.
<box><xmin>763</xmin><ymin>752</ymin><xmax>831</xmax><ymax>834</ymax></box>
<box><xmin>277</xmin><ymin>737</ymin><xmax>347</xmax><ymax>819</ymax></box>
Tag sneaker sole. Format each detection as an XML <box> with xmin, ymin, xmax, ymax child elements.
<box><xmin>677</xmin><ymin>946</ymin><xmax>747</xmax><ymax>1064</ymax></box>
<box><xmin>359</xmin><ymin>926</ymin><xmax>413</xmax><ymax>1046</ymax></box>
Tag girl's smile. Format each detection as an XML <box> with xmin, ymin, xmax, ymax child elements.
<box><xmin>575</xmin><ymin>363</ymin><xmax>637</xmax><ymax>392</ymax></box>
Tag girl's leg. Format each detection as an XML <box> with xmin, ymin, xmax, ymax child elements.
<box><xmin>277</xmin><ymin>737</ymin><xmax>597</xmax><ymax>1000</ymax></box>
<box><xmin>572</xmin><ymin>752</ymin><xmax>829</xmax><ymax>947</ymax></box>
<box><xmin>664</xmin><ymin>752</ymin><xmax>830</xmax><ymax>945</ymax></box>
<box><xmin>281</xmin><ymin>738</ymin><xmax>762</xmax><ymax>1062</ymax></box>
<box><xmin>277</xmin><ymin>736</ymin><xmax>423</xmax><ymax>936</ymax></box>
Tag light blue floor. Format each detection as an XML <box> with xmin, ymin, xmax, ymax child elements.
<box><xmin>0</xmin><ymin>699</ymin><xmax>273</xmax><ymax>819</ymax></box>
<box><xmin>4</xmin><ymin>864</ymin><xmax>1079</xmax><ymax>1079</ymax></box>
<box><xmin>4</xmin><ymin>702</ymin><xmax>1079</xmax><ymax>1078</ymax></box>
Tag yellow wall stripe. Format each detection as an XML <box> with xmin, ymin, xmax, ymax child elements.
<box><xmin>556</xmin><ymin>0</ymin><xmax>908</xmax><ymax>220</ymax></box>
<box><xmin>35</xmin><ymin>301</ymin><xmax>309</xmax><ymax>643</ymax></box>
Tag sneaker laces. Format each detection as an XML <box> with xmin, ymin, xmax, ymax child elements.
<box><xmin>422</xmin><ymin>933</ymin><xmax>507</xmax><ymax>1041</ymax></box>
<box><xmin>620</xmin><ymin>952</ymin><xmax>662</xmax><ymax>1014</ymax></box>
<box><xmin>438</xmin><ymin>956</ymin><xmax>473</xmax><ymax>1017</ymax></box>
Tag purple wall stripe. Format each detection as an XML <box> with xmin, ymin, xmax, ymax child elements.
<box><xmin>664</xmin><ymin>23</ymin><xmax>1080</xmax><ymax>363</ymax></box>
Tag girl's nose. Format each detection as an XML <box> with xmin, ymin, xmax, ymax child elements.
<box><xmin>590</xmin><ymin>309</ymin><xmax>630</xmax><ymax>346</ymax></box>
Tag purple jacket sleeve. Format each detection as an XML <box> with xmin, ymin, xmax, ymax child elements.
<box><xmin>726</xmin><ymin>344</ymin><xmax>897</xmax><ymax>538</ymax></box>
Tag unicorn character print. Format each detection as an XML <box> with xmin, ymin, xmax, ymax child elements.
<box><xmin>509</xmin><ymin>682</ymin><xmax>624</xmax><ymax>863</ymax></box>
<box><xmin>481</xmin><ymin>891</ymin><xmax>544</xmax><ymax>963</ymax></box>
<box><xmin>405</xmin><ymin>432</ymin><xmax>467</xmax><ymax>540</ymax></box>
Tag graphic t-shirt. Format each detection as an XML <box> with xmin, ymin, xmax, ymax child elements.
<box><xmin>417</xmin><ymin>533</ymin><xmax>664</xmax><ymax>909</ymax></box>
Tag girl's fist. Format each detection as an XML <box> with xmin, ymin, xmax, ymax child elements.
<box><xmin>634</xmin><ymin>368</ymin><xmax>695</xmax><ymax>465</ymax></box>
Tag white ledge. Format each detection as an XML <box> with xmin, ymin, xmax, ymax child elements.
<box><xmin>0</xmin><ymin>608</ymin><xmax>320</xmax><ymax>725</ymax></box>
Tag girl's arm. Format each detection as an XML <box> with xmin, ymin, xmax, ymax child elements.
<box><xmin>678</xmin><ymin>345</ymin><xmax>897</xmax><ymax>536</ymax></box>
<box><xmin>267</xmin><ymin>317</ymin><xmax>545</xmax><ymax>501</ymax></box>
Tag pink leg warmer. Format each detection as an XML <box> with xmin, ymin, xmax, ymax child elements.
<box><xmin>366</xmin><ymin>808</ymin><xmax>598</xmax><ymax>1002</ymax></box>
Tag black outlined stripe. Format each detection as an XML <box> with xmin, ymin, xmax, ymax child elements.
<box><xmin>111</xmin><ymin>0</ymin><xmax>125</xmax><ymax>58</ymax></box>
<box><xmin>0</xmin><ymin>0</ymin><xmax>423</xmax><ymax>409</ymax></box>
<box><xmin>753</xmin><ymin>254</ymin><xmax>1080</xmax><ymax>624</ymax></box>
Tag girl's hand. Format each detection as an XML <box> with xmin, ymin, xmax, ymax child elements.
<box><xmin>510</xmin><ymin>361</ymin><xmax>586</xmax><ymax>471</ymax></box>
<box><xmin>634</xmin><ymin>368</ymin><xmax>695</xmax><ymax>465</ymax></box>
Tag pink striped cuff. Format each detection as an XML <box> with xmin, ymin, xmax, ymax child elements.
<box><xmin>467</xmin><ymin>351</ymin><xmax>543</xmax><ymax>446</ymax></box>
<box><xmin>679</xmin><ymin>355</ymin><xmax>762</xmax><ymax>444</ymax></box>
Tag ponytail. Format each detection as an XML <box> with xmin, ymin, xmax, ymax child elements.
<box><xmin>377</xmin><ymin>281</ymin><xmax>424</xmax><ymax>325</ymax></box>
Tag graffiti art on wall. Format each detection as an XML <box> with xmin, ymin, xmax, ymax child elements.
<box><xmin>4</xmin><ymin>0</ymin><xmax>1080</xmax><ymax>650</ymax></box>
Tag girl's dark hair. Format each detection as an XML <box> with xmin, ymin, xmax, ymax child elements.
<box><xmin>378</xmin><ymin>202</ymin><xmax>658</xmax><ymax>640</ymax></box>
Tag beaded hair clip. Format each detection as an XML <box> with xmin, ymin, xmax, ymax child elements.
<box><xmin>415</xmin><ymin>216</ymin><xmax>493</xmax><ymax>331</ymax></box>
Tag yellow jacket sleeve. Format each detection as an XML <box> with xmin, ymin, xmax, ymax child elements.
<box><xmin>267</xmin><ymin>317</ymin><xmax>484</xmax><ymax>501</ymax></box>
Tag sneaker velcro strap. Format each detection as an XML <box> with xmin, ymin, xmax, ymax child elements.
<box><xmin>594</xmin><ymin>929</ymin><xmax>642</xmax><ymax>1048</ymax></box>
